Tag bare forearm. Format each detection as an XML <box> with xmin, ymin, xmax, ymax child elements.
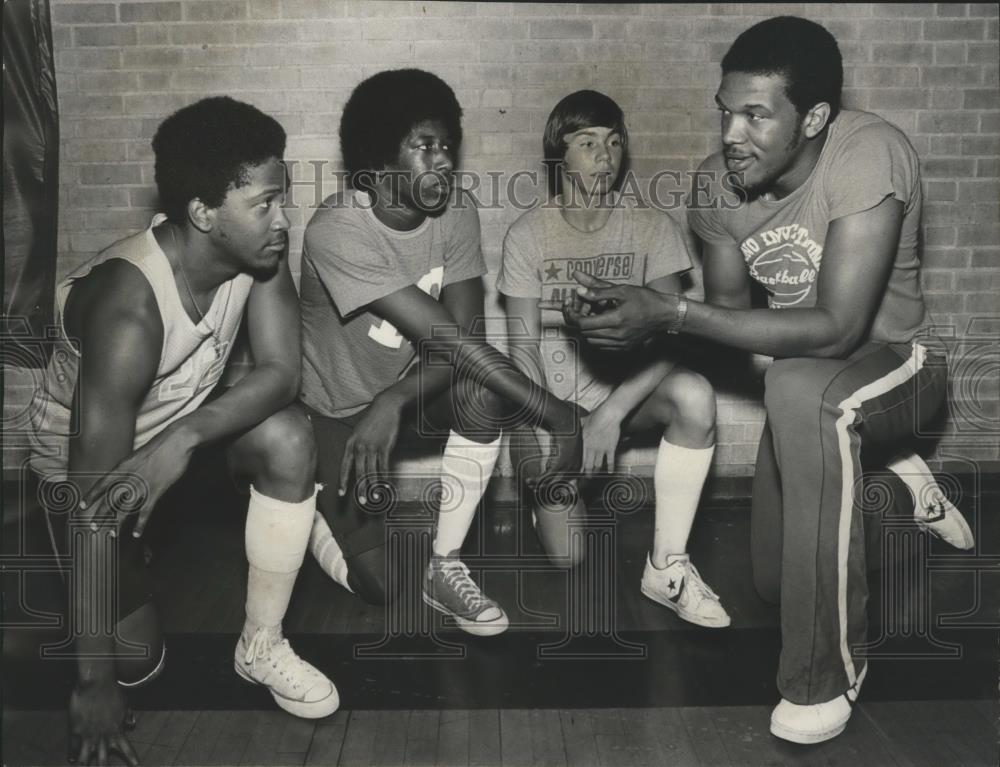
<box><xmin>73</xmin><ymin>534</ymin><xmax>119</xmax><ymax>683</ymax></box>
<box><xmin>602</xmin><ymin>356</ymin><xmax>673</xmax><ymax>418</ymax></box>
<box><xmin>172</xmin><ymin>362</ymin><xmax>298</xmax><ymax>446</ymax></box>
<box><xmin>67</xmin><ymin>470</ymin><xmax>118</xmax><ymax>683</ymax></box>
<box><xmin>69</xmin><ymin>410</ymin><xmax>139</xmax><ymax>682</ymax></box>
<box><xmin>376</xmin><ymin>362</ymin><xmax>452</xmax><ymax>411</ymax></box>
<box><xmin>508</xmin><ymin>341</ymin><xmax>546</xmax><ymax>388</ymax></box>
<box><xmin>682</xmin><ymin>299</ymin><xmax>848</xmax><ymax>358</ymax></box>
<box><xmin>372</xmin><ymin>286</ymin><xmax>581</xmax><ymax>428</ymax></box>
<box><xmin>450</xmin><ymin>336</ymin><xmax>579</xmax><ymax>428</ymax></box>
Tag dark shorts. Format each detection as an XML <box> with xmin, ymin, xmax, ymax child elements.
<box><xmin>304</xmin><ymin>392</ymin><xmax>458</xmax><ymax>560</ymax></box>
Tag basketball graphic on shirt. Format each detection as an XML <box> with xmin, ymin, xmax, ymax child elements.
<box><xmin>741</xmin><ymin>224</ymin><xmax>823</xmax><ymax>308</ymax></box>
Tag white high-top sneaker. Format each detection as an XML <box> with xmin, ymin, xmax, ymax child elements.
<box><xmin>234</xmin><ymin>627</ymin><xmax>339</xmax><ymax>719</ymax></box>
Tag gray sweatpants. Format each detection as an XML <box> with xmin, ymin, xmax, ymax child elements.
<box><xmin>750</xmin><ymin>340</ymin><xmax>948</xmax><ymax>705</ymax></box>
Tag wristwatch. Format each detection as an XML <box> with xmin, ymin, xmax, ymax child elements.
<box><xmin>665</xmin><ymin>297</ymin><xmax>688</xmax><ymax>335</ymax></box>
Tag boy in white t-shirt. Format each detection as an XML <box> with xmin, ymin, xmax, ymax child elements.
<box><xmin>498</xmin><ymin>90</ymin><xmax>730</xmax><ymax>629</ymax></box>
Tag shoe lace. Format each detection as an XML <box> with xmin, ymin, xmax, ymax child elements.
<box><xmin>244</xmin><ymin>626</ymin><xmax>278</xmax><ymax>664</ymax></box>
<box><xmin>438</xmin><ymin>559</ymin><xmax>487</xmax><ymax>612</ymax></box>
<box><xmin>243</xmin><ymin>628</ymin><xmax>314</xmax><ymax>689</ymax></box>
<box><xmin>683</xmin><ymin>562</ymin><xmax>721</xmax><ymax>603</ymax></box>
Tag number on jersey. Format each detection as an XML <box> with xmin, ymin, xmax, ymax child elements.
<box><xmin>367</xmin><ymin>266</ymin><xmax>444</xmax><ymax>349</ymax></box>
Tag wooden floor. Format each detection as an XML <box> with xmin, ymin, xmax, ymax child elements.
<box><xmin>4</xmin><ymin>474</ymin><xmax>998</xmax><ymax>766</ymax></box>
<box><xmin>4</xmin><ymin>699</ymin><xmax>997</xmax><ymax>766</ymax></box>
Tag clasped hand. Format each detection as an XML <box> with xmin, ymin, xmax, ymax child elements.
<box><xmin>539</xmin><ymin>270</ymin><xmax>680</xmax><ymax>351</ymax></box>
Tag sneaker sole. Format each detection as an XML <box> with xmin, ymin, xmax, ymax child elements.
<box><xmin>234</xmin><ymin>661</ymin><xmax>340</xmax><ymax>719</ymax></box>
<box><xmin>770</xmin><ymin>663</ymin><xmax>866</xmax><ymax>744</ymax></box>
<box><xmin>916</xmin><ymin>516</ymin><xmax>975</xmax><ymax>550</ymax></box>
<box><xmin>769</xmin><ymin>716</ymin><xmax>849</xmax><ymax>744</ymax></box>
<box><xmin>422</xmin><ymin>592</ymin><xmax>510</xmax><ymax>637</ymax></box>
<box><xmin>641</xmin><ymin>583</ymin><xmax>731</xmax><ymax>628</ymax></box>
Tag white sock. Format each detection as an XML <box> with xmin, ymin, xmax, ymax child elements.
<box><xmin>243</xmin><ymin>485</ymin><xmax>315</xmax><ymax>641</ymax></box>
<box><xmin>309</xmin><ymin>511</ymin><xmax>353</xmax><ymax>592</ymax></box>
<box><xmin>886</xmin><ymin>451</ymin><xmax>949</xmax><ymax>515</ymax></box>
<box><xmin>433</xmin><ymin>431</ymin><xmax>502</xmax><ymax>557</ymax></box>
<box><xmin>652</xmin><ymin>440</ymin><xmax>714</xmax><ymax>567</ymax></box>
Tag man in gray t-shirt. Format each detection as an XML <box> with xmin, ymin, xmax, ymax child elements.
<box><xmin>299</xmin><ymin>69</ymin><xmax>585</xmax><ymax>638</ymax></box>
<box><xmin>301</xmin><ymin>187</ymin><xmax>484</xmax><ymax>420</ymax></box>
<box><xmin>561</xmin><ymin>18</ymin><xmax>971</xmax><ymax>745</ymax></box>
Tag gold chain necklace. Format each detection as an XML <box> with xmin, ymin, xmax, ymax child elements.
<box><xmin>168</xmin><ymin>224</ymin><xmax>223</xmax><ymax>358</ymax></box>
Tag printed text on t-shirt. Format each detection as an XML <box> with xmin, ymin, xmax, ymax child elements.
<box><xmin>740</xmin><ymin>224</ymin><xmax>823</xmax><ymax>308</ymax></box>
<box><xmin>543</xmin><ymin>252</ymin><xmax>636</xmax><ymax>303</ymax></box>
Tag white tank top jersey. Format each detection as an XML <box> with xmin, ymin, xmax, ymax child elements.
<box><xmin>29</xmin><ymin>214</ymin><xmax>254</xmax><ymax>479</ymax></box>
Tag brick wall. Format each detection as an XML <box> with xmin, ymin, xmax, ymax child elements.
<box><xmin>36</xmin><ymin>0</ymin><xmax>1000</xmax><ymax>477</ymax></box>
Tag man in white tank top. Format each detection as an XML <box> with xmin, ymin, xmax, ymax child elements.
<box><xmin>29</xmin><ymin>97</ymin><xmax>338</xmax><ymax>764</ymax></box>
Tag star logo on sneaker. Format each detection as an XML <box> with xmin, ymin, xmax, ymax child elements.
<box><xmin>667</xmin><ymin>577</ymin><xmax>683</xmax><ymax>601</ymax></box>
<box><xmin>641</xmin><ymin>555</ymin><xmax>731</xmax><ymax>628</ymax></box>
<box><xmin>922</xmin><ymin>501</ymin><xmax>946</xmax><ymax>523</ymax></box>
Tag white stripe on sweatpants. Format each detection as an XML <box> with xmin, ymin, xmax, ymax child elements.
<box><xmin>834</xmin><ymin>343</ymin><xmax>926</xmax><ymax>685</ymax></box>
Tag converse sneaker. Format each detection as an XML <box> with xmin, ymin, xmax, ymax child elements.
<box><xmin>422</xmin><ymin>554</ymin><xmax>509</xmax><ymax>637</ymax></box>
<box><xmin>234</xmin><ymin>627</ymin><xmax>339</xmax><ymax>719</ymax></box>
<box><xmin>770</xmin><ymin>663</ymin><xmax>867</xmax><ymax>744</ymax></box>
<box><xmin>915</xmin><ymin>494</ymin><xmax>974</xmax><ymax>550</ymax></box>
<box><xmin>641</xmin><ymin>553</ymin><xmax>731</xmax><ymax>628</ymax></box>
